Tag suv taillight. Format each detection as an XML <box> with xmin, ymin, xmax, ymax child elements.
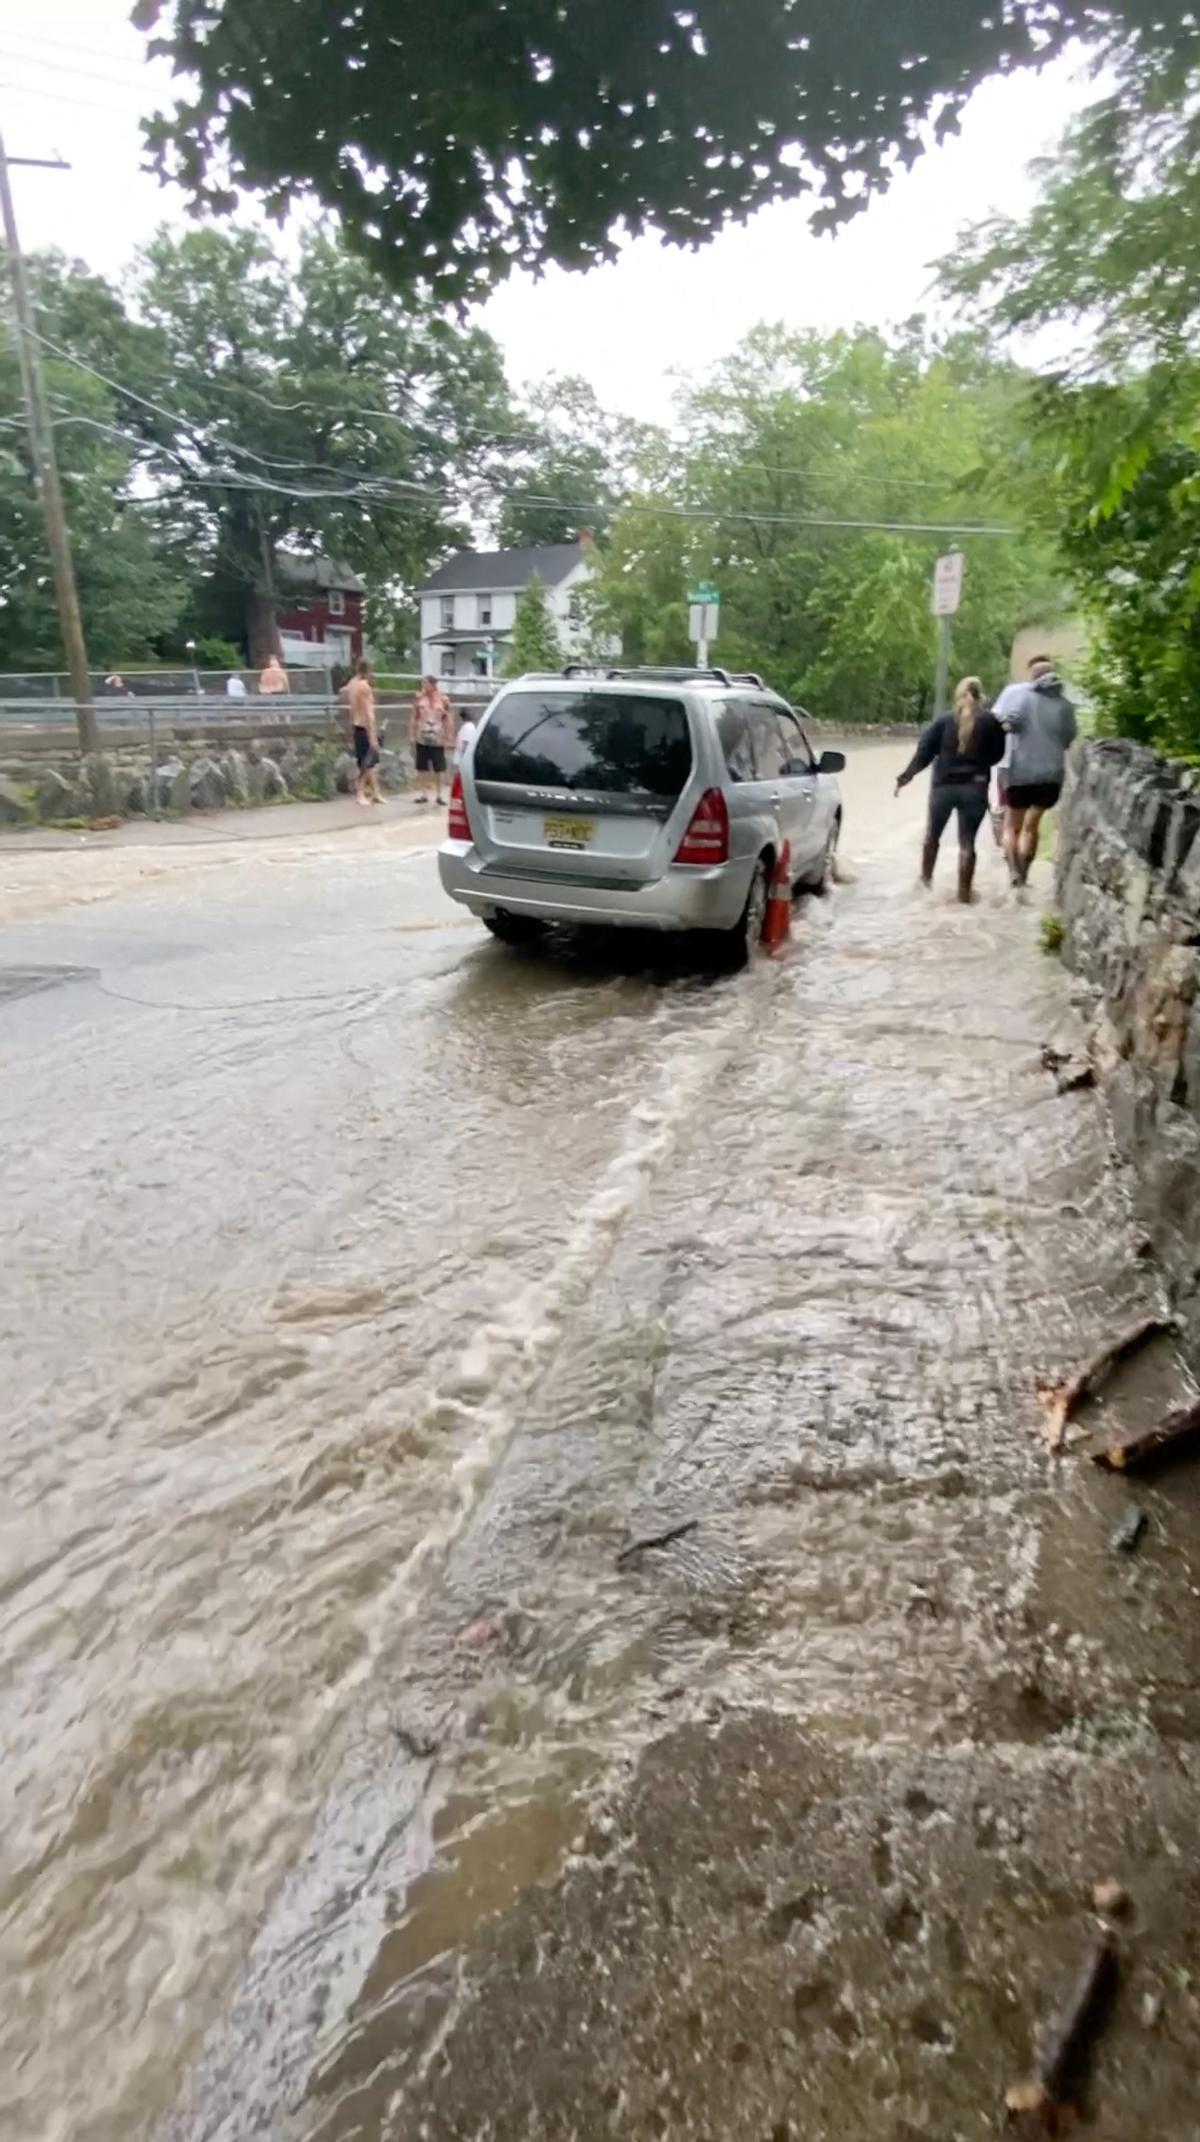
<box><xmin>447</xmin><ymin>769</ymin><xmax>471</xmax><ymax>841</ymax></box>
<box><xmin>673</xmin><ymin>787</ymin><xmax>729</xmax><ymax>866</ymax></box>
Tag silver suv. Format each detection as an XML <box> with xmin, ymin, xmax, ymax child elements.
<box><xmin>438</xmin><ymin>667</ymin><xmax>844</xmax><ymax>965</ymax></box>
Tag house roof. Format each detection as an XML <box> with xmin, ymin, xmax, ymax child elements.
<box><xmin>418</xmin><ymin>543</ymin><xmax>587</xmax><ymax>595</ymax></box>
<box><xmin>277</xmin><ymin>554</ymin><xmax>367</xmax><ymax>596</ymax></box>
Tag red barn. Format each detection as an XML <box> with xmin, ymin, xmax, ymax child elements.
<box><xmin>276</xmin><ymin>556</ymin><xmax>366</xmax><ymax>672</ymax></box>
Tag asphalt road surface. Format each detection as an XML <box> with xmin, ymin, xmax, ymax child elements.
<box><xmin>3</xmin><ymin>745</ymin><xmax>1200</xmax><ymax>2142</ymax></box>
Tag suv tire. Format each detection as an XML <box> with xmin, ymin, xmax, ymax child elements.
<box><xmin>800</xmin><ymin>815</ymin><xmax>840</xmax><ymax>894</ymax></box>
<box><xmin>710</xmin><ymin>854</ymin><xmax>769</xmax><ymax>972</ymax></box>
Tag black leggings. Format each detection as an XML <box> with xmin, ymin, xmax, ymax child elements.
<box><xmin>927</xmin><ymin>783</ymin><xmax>988</xmax><ymax>856</ymax></box>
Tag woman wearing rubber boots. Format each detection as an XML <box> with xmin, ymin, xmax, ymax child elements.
<box><xmin>895</xmin><ymin>677</ymin><xmax>1006</xmax><ymax>902</ymax></box>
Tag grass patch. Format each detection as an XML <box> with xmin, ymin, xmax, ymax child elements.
<box><xmin>1040</xmin><ymin>913</ymin><xmax>1065</xmax><ymax>957</ymax></box>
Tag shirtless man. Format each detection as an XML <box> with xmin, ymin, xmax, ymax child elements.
<box><xmin>347</xmin><ymin>658</ymin><xmax>381</xmax><ymax>805</ymax></box>
<box><xmin>258</xmin><ymin>653</ymin><xmax>290</xmax><ymax>695</ymax></box>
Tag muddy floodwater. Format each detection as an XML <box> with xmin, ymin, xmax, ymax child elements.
<box><xmin>3</xmin><ymin>741</ymin><xmax>1200</xmax><ymax>2142</ymax></box>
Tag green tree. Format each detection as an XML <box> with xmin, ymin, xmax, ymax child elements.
<box><xmin>942</xmin><ymin>37</ymin><xmax>1200</xmax><ymax>749</ymax></box>
<box><xmin>944</xmin><ymin>39</ymin><xmax>1200</xmax><ymax>369</ymax></box>
<box><xmin>139</xmin><ymin>3</ymin><xmax>1185</xmax><ymax>304</ymax></box>
<box><xmin>504</xmin><ymin>575</ymin><xmax>563</xmax><ymax>675</ymax></box>
<box><xmin>583</xmin><ymin>499</ymin><xmax>697</xmax><ymax>669</ymax></box>
<box><xmin>604</xmin><ymin>324</ymin><xmax>1057</xmax><ymax>715</ymax></box>
<box><xmin>578</xmin><ymin>325</ymin><xmax>1059</xmax><ymax>712</ymax></box>
<box><xmin>119</xmin><ymin>223</ymin><xmax>514</xmax><ymax>662</ymax></box>
<box><xmin>496</xmin><ymin>378</ymin><xmax>655</xmax><ymax>548</ymax></box>
<box><xmin>0</xmin><ymin>250</ymin><xmax>188</xmax><ymax>670</ymax></box>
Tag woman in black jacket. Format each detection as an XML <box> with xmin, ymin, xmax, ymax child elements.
<box><xmin>895</xmin><ymin>677</ymin><xmax>1005</xmax><ymax>902</ymax></box>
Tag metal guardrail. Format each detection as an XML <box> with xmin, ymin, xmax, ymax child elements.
<box><xmin>0</xmin><ymin>683</ymin><xmax>499</xmax><ymax>821</ymax></box>
<box><xmin>0</xmin><ymin>668</ymin><xmax>500</xmax><ymax>701</ymax></box>
<box><xmin>0</xmin><ymin>679</ymin><xmax>496</xmax><ymax>732</ymax></box>
<box><xmin>0</xmin><ymin>693</ymin><xmax>342</xmax><ymax>729</ymax></box>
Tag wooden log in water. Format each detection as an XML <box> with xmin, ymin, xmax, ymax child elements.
<box><xmin>1093</xmin><ymin>1398</ymin><xmax>1200</xmax><ymax>1475</ymax></box>
<box><xmin>1036</xmin><ymin>1316</ymin><xmax>1175</xmax><ymax>1454</ymax></box>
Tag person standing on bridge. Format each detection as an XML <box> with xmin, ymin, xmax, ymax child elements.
<box><xmin>347</xmin><ymin>658</ymin><xmax>381</xmax><ymax>806</ymax></box>
<box><xmin>258</xmin><ymin>653</ymin><xmax>290</xmax><ymax>695</ymax></box>
<box><xmin>895</xmin><ymin>676</ymin><xmax>1006</xmax><ymax>902</ymax></box>
<box><xmin>992</xmin><ymin>656</ymin><xmax>1077</xmax><ymax>887</ymax></box>
<box><xmin>411</xmin><ymin>675</ymin><xmax>454</xmax><ymax>807</ymax></box>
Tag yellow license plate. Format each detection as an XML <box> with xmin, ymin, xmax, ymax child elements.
<box><xmin>544</xmin><ymin>815</ymin><xmax>595</xmax><ymax>849</ymax></box>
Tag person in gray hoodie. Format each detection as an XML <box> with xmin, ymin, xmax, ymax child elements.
<box><xmin>992</xmin><ymin>656</ymin><xmax>1077</xmax><ymax>885</ymax></box>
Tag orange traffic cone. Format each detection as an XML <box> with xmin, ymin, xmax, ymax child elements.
<box><xmin>761</xmin><ymin>840</ymin><xmax>792</xmax><ymax>952</ymax></box>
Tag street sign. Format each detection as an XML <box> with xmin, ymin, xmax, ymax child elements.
<box><xmin>688</xmin><ymin>602</ymin><xmax>719</xmax><ymax>643</ymax></box>
<box><xmin>931</xmin><ymin>551</ymin><xmax>964</xmax><ymax>617</ymax></box>
<box><xmin>687</xmin><ymin>580</ymin><xmax>719</xmax><ymax>606</ymax></box>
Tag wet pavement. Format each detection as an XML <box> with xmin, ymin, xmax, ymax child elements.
<box><xmin>3</xmin><ymin>741</ymin><xmax>1199</xmax><ymax>2142</ymax></box>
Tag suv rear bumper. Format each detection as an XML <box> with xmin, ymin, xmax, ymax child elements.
<box><xmin>438</xmin><ymin>843</ymin><xmax>751</xmax><ymax>933</ymax></box>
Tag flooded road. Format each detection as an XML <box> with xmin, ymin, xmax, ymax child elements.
<box><xmin>3</xmin><ymin>743</ymin><xmax>1199</xmax><ymax>2141</ymax></box>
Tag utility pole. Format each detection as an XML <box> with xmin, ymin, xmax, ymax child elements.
<box><xmin>0</xmin><ymin>132</ymin><xmax>97</xmax><ymax>754</ymax></box>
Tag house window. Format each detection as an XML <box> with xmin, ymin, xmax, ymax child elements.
<box><xmin>477</xmin><ymin>594</ymin><xmax>492</xmax><ymax>627</ymax></box>
<box><xmin>328</xmin><ymin>587</ymin><xmax>345</xmax><ymax>617</ymax></box>
<box><xmin>440</xmin><ymin>649</ymin><xmax>456</xmax><ymax>677</ymax></box>
<box><xmin>440</xmin><ymin>596</ymin><xmax>454</xmax><ymax>630</ymax></box>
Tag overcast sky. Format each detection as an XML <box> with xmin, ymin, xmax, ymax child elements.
<box><xmin>2</xmin><ymin>3</ymin><xmax>1095</xmax><ymax>420</ymax></box>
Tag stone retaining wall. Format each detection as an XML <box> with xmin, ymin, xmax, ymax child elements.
<box><xmin>1057</xmin><ymin>738</ymin><xmax>1200</xmax><ymax>1344</ymax></box>
<box><xmin>0</xmin><ymin>718</ymin><xmax>415</xmax><ymax>824</ymax></box>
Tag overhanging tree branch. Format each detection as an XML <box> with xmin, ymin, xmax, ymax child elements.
<box><xmin>136</xmin><ymin>2</ymin><xmax>1189</xmax><ymax>305</ymax></box>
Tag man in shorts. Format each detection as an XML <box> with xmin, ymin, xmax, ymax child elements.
<box><xmin>992</xmin><ymin>656</ymin><xmax>1078</xmax><ymax>886</ymax></box>
<box><xmin>411</xmin><ymin>675</ymin><xmax>454</xmax><ymax>806</ymax></box>
<box><xmin>347</xmin><ymin>658</ymin><xmax>381</xmax><ymax>806</ymax></box>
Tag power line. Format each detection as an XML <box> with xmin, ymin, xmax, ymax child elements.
<box><xmin>31</xmin><ymin>335</ymin><xmax>1018</xmax><ymax>534</ymax></box>
<box><xmin>0</xmin><ymin>26</ymin><xmax>155</xmax><ymax>73</ymax></box>
<box><xmin>38</xmin><ymin>341</ymin><xmax>1015</xmax><ymax>527</ymax></box>
<box><xmin>47</xmin><ymin>397</ymin><xmax>413</xmax><ymax>484</ymax></box>
<box><xmin>177</xmin><ymin>375</ymin><xmax>979</xmax><ymax>495</ymax></box>
<box><xmin>32</xmin><ymin>323</ymin><xmax>1013</xmax><ymax>508</ymax></box>
<box><xmin>33</xmin><ymin>330</ymin><xmax>426</xmax><ymax>482</ymax></box>
<box><xmin>0</xmin><ymin>80</ymin><xmax>146</xmax><ymax>118</ymax></box>
<box><xmin>0</xmin><ymin>43</ymin><xmax>158</xmax><ymax>95</ymax></box>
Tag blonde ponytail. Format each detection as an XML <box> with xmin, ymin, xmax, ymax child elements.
<box><xmin>954</xmin><ymin>675</ymin><xmax>983</xmax><ymax>752</ymax></box>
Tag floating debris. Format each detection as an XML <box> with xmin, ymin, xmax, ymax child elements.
<box><xmin>616</xmin><ymin>1517</ymin><xmax>700</xmax><ymax>1569</ymax></box>
<box><xmin>1093</xmin><ymin>1399</ymin><xmax>1200</xmax><ymax>1475</ymax></box>
<box><xmin>1036</xmin><ymin>1317</ymin><xmax>1175</xmax><ymax>1454</ymax></box>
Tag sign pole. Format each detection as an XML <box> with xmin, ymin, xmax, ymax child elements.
<box><xmin>687</xmin><ymin>581</ymin><xmax>720</xmax><ymax>670</ymax></box>
<box><xmin>934</xmin><ymin>614</ymin><xmax>951</xmax><ymax>717</ymax></box>
<box><xmin>930</xmin><ymin>548</ymin><xmax>964</xmax><ymax>718</ymax></box>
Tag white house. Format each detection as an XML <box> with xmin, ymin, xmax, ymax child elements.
<box><xmin>416</xmin><ymin>538</ymin><xmax>604</xmax><ymax>680</ymax></box>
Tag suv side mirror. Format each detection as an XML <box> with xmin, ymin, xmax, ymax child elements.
<box><xmin>818</xmin><ymin>749</ymin><xmax>845</xmax><ymax>774</ymax></box>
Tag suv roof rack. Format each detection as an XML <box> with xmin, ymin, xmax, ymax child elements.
<box><xmin>603</xmin><ymin>664</ymin><xmax>733</xmax><ymax>686</ymax></box>
<box><xmin>522</xmin><ymin>664</ymin><xmax>768</xmax><ymax>688</ymax></box>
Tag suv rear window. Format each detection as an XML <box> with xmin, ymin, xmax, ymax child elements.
<box><xmin>475</xmin><ymin>691</ymin><xmax>692</xmax><ymax>798</ymax></box>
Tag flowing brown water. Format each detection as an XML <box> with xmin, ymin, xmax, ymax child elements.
<box><xmin>3</xmin><ymin>744</ymin><xmax>1198</xmax><ymax>2142</ymax></box>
